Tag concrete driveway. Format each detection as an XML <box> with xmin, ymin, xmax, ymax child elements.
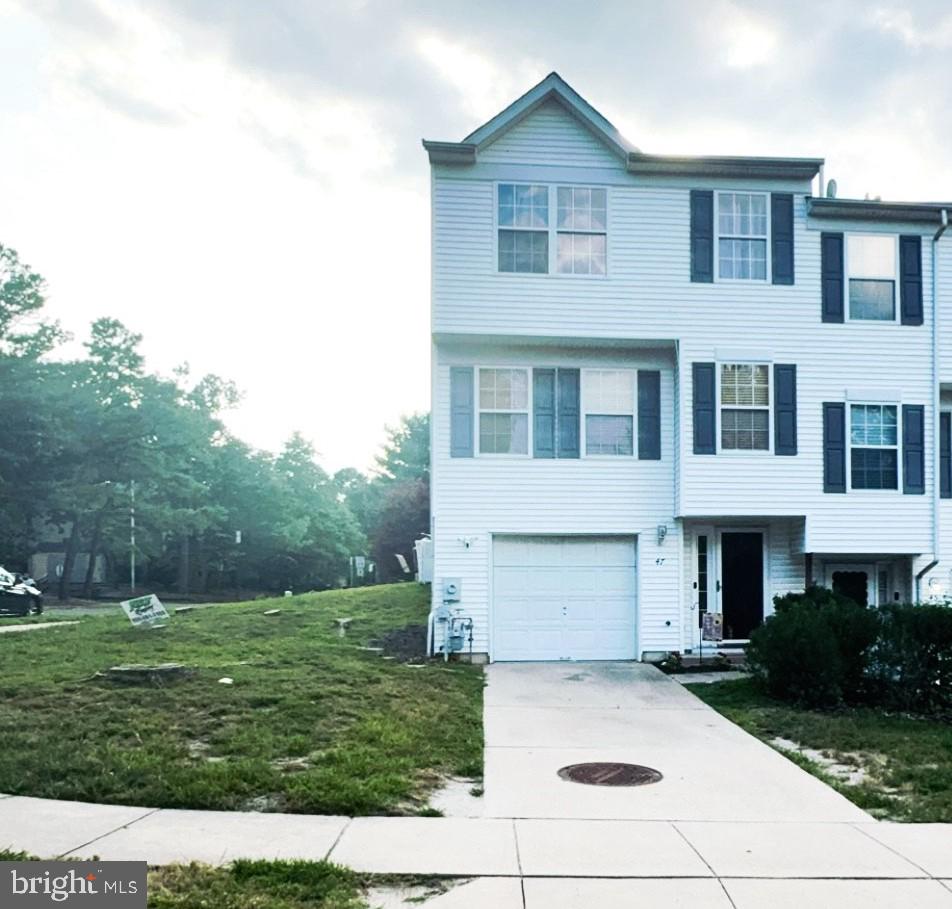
<box><xmin>482</xmin><ymin>662</ymin><xmax>871</xmax><ymax>822</ymax></box>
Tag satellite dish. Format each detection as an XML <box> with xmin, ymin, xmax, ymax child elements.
<box><xmin>826</xmin><ymin>179</ymin><xmax>837</xmax><ymax>199</ymax></box>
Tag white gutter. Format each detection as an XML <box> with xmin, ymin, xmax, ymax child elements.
<box><xmin>917</xmin><ymin>208</ymin><xmax>949</xmax><ymax>601</ymax></box>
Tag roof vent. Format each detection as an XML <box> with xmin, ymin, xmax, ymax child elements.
<box><xmin>826</xmin><ymin>179</ymin><xmax>837</xmax><ymax>199</ymax></box>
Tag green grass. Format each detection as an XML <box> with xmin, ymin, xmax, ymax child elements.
<box><xmin>689</xmin><ymin>678</ymin><xmax>952</xmax><ymax>821</ymax></box>
<box><xmin>0</xmin><ymin>584</ymin><xmax>483</xmax><ymax>816</ymax></box>
<box><xmin>0</xmin><ymin>851</ymin><xmax>368</xmax><ymax>908</ymax></box>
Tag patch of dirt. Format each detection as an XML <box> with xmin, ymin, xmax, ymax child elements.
<box><xmin>368</xmin><ymin>624</ymin><xmax>427</xmax><ymax>663</ymax></box>
<box><xmin>426</xmin><ymin>776</ymin><xmax>484</xmax><ymax>818</ymax></box>
<box><xmin>771</xmin><ymin>736</ymin><xmax>887</xmax><ymax>786</ymax></box>
<box><xmin>271</xmin><ymin>757</ymin><xmax>310</xmax><ymax>773</ymax></box>
<box><xmin>365</xmin><ymin>879</ymin><xmax>460</xmax><ymax>908</ymax></box>
<box><xmin>239</xmin><ymin>793</ymin><xmax>288</xmax><ymax>813</ymax></box>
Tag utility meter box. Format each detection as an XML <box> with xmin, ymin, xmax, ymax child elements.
<box><xmin>442</xmin><ymin>578</ymin><xmax>462</xmax><ymax>603</ymax></box>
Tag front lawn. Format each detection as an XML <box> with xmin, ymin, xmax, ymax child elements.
<box><xmin>690</xmin><ymin>678</ymin><xmax>952</xmax><ymax>821</ymax></box>
<box><xmin>0</xmin><ymin>584</ymin><xmax>483</xmax><ymax>816</ymax></box>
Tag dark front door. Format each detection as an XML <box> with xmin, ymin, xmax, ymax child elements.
<box><xmin>720</xmin><ymin>532</ymin><xmax>764</xmax><ymax>639</ymax></box>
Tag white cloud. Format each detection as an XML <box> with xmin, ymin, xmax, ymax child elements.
<box><xmin>1</xmin><ymin>0</ymin><xmax>425</xmax><ymax>471</ymax></box>
<box><xmin>717</xmin><ymin>4</ymin><xmax>780</xmax><ymax>70</ymax></box>
<box><xmin>872</xmin><ymin>7</ymin><xmax>952</xmax><ymax>50</ymax></box>
<box><xmin>414</xmin><ymin>29</ymin><xmax>544</xmax><ymax>124</ymax></box>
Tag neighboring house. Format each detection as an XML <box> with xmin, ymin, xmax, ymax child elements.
<box><xmin>423</xmin><ymin>72</ymin><xmax>952</xmax><ymax>662</ymax></box>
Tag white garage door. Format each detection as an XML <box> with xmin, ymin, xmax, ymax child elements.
<box><xmin>493</xmin><ymin>535</ymin><xmax>637</xmax><ymax>661</ymax></box>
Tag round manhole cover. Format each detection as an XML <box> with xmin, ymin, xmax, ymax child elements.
<box><xmin>557</xmin><ymin>762</ymin><xmax>663</xmax><ymax>787</ymax></box>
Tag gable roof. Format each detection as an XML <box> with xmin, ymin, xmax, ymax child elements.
<box><xmin>422</xmin><ymin>72</ymin><xmax>823</xmax><ymax>181</ymax></box>
<box><xmin>423</xmin><ymin>72</ymin><xmax>636</xmax><ymax>165</ymax></box>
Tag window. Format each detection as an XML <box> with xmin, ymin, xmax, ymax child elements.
<box><xmin>478</xmin><ymin>368</ymin><xmax>529</xmax><ymax>454</ymax></box>
<box><xmin>497</xmin><ymin>184</ymin><xmax>607</xmax><ymax>275</ymax></box>
<box><xmin>720</xmin><ymin>363</ymin><xmax>769</xmax><ymax>450</ymax></box>
<box><xmin>557</xmin><ymin>187</ymin><xmax>607</xmax><ymax>275</ymax></box>
<box><xmin>583</xmin><ymin>369</ymin><xmax>634</xmax><ymax>455</ymax></box>
<box><xmin>497</xmin><ymin>184</ymin><xmax>548</xmax><ymax>273</ymax></box>
<box><xmin>717</xmin><ymin>192</ymin><xmax>768</xmax><ymax>280</ymax></box>
<box><xmin>696</xmin><ymin>535</ymin><xmax>709</xmax><ymax>627</ymax></box>
<box><xmin>850</xmin><ymin>404</ymin><xmax>898</xmax><ymax>489</ymax></box>
<box><xmin>847</xmin><ymin>235</ymin><xmax>896</xmax><ymax>321</ymax></box>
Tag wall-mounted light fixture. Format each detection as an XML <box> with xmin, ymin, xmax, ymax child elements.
<box><xmin>656</xmin><ymin>524</ymin><xmax>668</xmax><ymax>546</ymax></box>
<box><xmin>457</xmin><ymin>536</ymin><xmax>476</xmax><ymax>549</ymax></box>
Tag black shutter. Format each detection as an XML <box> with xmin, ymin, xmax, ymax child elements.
<box><xmin>821</xmin><ymin>232</ymin><xmax>844</xmax><ymax>323</ymax></box>
<box><xmin>638</xmin><ymin>370</ymin><xmax>661</xmax><ymax>460</ymax></box>
<box><xmin>557</xmin><ymin>368</ymin><xmax>580</xmax><ymax>459</ymax></box>
<box><xmin>693</xmin><ymin>363</ymin><xmax>716</xmax><ymax>454</ymax></box>
<box><xmin>941</xmin><ymin>412</ymin><xmax>951</xmax><ymax>499</ymax></box>
<box><xmin>899</xmin><ymin>235</ymin><xmax>924</xmax><ymax>326</ymax></box>
<box><xmin>823</xmin><ymin>403</ymin><xmax>846</xmax><ymax>493</ymax></box>
<box><xmin>449</xmin><ymin>367</ymin><xmax>474</xmax><ymax>458</ymax></box>
<box><xmin>690</xmin><ymin>190</ymin><xmax>714</xmax><ymax>283</ymax></box>
<box><xmin>533</xmin><ymin>369</ymin><xmax>555</xmax><ymax>459</ymax></box>
<box><xmin>771</xmin><ymin>193</ymin><xmax>794</xmax><ymax>285</ymax></box>
<box><xmin>773</xmin><ymin>364</ymin><xmax>797</xmax><ymax>455</ymax></box>
<box><xmin>902</xmin><ymin>404</ymin><xmax>925</xmax><ymax>495</ymax></box>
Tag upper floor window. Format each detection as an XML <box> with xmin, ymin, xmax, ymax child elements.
<box><xmin>478</xmin><ymin>368</ymin><xmax>529</xmax><ymax>454</ymax></box>
<box><xmin>847</xmin><ymin>235</ymin><xmax>896</xmax><ymax>321</ymax></box>
<box><xmin>720</xmin><ymin>363</ymin><xmax>769</xmax><ymax>450</ymax></box>
<box><xmin>557</xmin><ymin>187</ymin><xmax>607</xmax><ymax>275</ymax></box>
<box><xmin>583</xmin><ymin>369</ymin><xmax>635</xmax><ymax>455</ymax></box>
<box><xmin>497</xmin><ymin>184</ymin><xmax>607</xmax><ymax>275</ymax></box>
<box><xmin>497</xmin><ymin>184</ymin><xmax>548</xmax><ymax>274</ymax></box>
<box><xmin>850</xmin><ymin>403</ymin><xmax>898</xmax><ymax>489</ymax></box>
<box><xmin>717</xmin><ymin>192</ymin><xmax>768</xmax><ymax>280</ymax></box>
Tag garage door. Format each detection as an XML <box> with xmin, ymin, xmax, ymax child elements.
<box><xmin>492</xmin><ymin>535</ymin><xmax>637</xmax><ymax>661</ymax></box>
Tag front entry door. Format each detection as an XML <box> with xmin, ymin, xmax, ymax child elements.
<box><xmin>719</xmin><ymin>532</ymin><xmax>764</xmax><ymax>640</ymax></box>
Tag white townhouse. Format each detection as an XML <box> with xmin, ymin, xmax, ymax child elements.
<box><xmin>422</xmin><ymin>73</ymin><xmax>952</xmax><ymax>662</ymax></box>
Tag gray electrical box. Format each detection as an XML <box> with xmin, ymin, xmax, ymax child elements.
<box><xmin>442</xmin><ymin>577</ymin><xmax>462</xmax><ymax>603</ymax></box>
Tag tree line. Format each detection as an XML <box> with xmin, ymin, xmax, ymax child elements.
<box><xmin>0</xmin><ymin>242</ymin><xmax>429</xmax><ymax>599</ymax></box>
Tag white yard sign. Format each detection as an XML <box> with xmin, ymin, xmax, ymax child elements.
<box><xmin>120</xmin><ymin>593</ymin><xmax>170</xmax><ymax>627</ymax></box>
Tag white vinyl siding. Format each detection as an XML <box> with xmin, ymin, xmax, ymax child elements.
<box><xmin>430</xmin><ymin>98</ymin><xmax>939</xmax><ymax>653</ymax></box>
<box><xmin>431</xmin><ymin>346</ymin><xmax>679</xmax><ymax>657</ymax></box>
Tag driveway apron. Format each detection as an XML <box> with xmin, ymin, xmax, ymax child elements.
<box><xmin>482</xmin><ymin>662</ymin><xmax>872</xmax><ymax>822</ymax></box>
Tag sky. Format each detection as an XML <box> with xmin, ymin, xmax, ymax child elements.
<box><xmin>2</xmin><ymin>1</ymin><xmax>952</xmax><ymax>472</ymax></box>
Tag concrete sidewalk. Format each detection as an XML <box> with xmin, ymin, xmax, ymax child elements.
<box><xmin>4</xmin><ymin>795</ymin><xmax>952</xmax><ymax>906</ymax></box>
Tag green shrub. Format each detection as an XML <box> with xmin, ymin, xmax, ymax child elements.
<box><xmin>746</xmin><ymin>586</ymin><xmax>879</xmax><ymax>707</ymax></box>
<box><xmin>748</xmin><ymin>588</ymin><xmax>952</xmax><ymax>715</ymax></box>
<box><xmin>872</xmin><ymin>603</ymin><xmax>952</xmax><ymax>714</ymax></box>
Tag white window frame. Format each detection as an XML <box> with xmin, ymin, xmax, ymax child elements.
<box><xmin>494</xmin><ymin>183</ymin><xmax>609</xmax><ymax>278</ymax></box>
<box><xmin>845</xmin><ymin>233</ymin><xmax>900</xmax><ymax>324</ymax></box>
<box><xmin>716</xmin><ymin>361</ymin><xmax>772</xmax><ymax>454</ymax></box>
<box><xmin>847</xmin><ymin>401</ymin><xmax>901</xmax><ymax>492</ymax></box>
<box><xmin>715</xmin><ymin>191</ymin><xmax>771</xmax><ymax>283</ymax></box>
<box><xmin>475</xmin><ymin>366</ymin><xmax>532</xmax><ymax>458</ymax></box>
<box><xmin>580</xmin><ymin>368</ymin><xmax>638</xmax><ymax>457</ymax></box>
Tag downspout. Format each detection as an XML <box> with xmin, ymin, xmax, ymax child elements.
<box><xmin>915</xmin><ymin>207</ymin><xmax>948</xmax><ymax>602</ymax></box>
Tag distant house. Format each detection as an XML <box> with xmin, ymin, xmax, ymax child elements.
<box><xmin>30</xmin><ymin>544</ymin><xmax>107</xmax><ymax>592</ymax></box>
<box><xmin>422</xmin><ymin>72</ymin><xmax>952</xmax><ymax>662</ymax></box>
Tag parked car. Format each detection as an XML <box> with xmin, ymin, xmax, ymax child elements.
<box><xmin>0</xmin><ymin>567</ymin><xmax>43</xmax><ymax>616</ymax></box>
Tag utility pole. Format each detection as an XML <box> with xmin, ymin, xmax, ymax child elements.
<box><xmin>130</xmin><ymin>480</ymin><xmax>136</xmax><ymax>592</ymax></box>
